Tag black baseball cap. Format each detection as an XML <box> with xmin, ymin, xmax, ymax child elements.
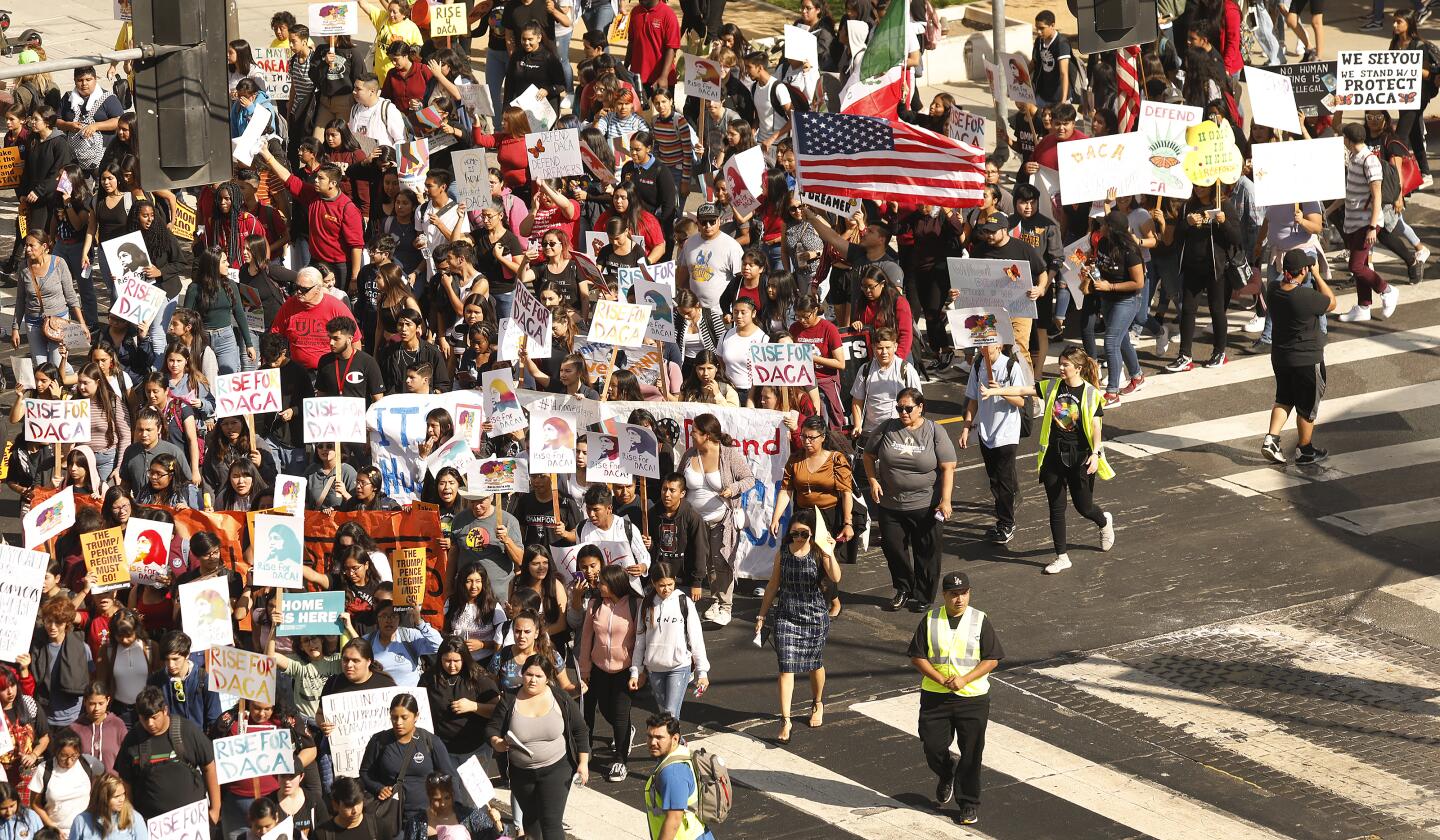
<box><xmin>975</xmin><ymin>213</ymin><xmax>1011</xmax><ymax>234</ymax></box>
<box><xmin>696</xmin><ymin>203</ymin><xmax>720</xmax><ymax>220</ymax></box>
<box><xmin>941</xmin><ymin>571</ymin><xmax>971</xmax><ymax>592</ymax></box>
<box><xmin>1282</xmin><ymin>248</ymin><xmax>1316</xmax><ymax>276</ymax></box>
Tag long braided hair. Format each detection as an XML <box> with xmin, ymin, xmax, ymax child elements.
<box><xmin>209</xmin><ymin>182</ymin><xmax>246</xmax><ymax>265</ymax></box>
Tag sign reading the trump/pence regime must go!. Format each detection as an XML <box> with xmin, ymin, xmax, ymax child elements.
<box><xmin>750</xmin><ymin>342</ymin><xmax>816</xmax><ymax>387</ymax></box>
<box><xmin>1336</xmin><ymin>50</ymin><xmax>1422</xmax><ymax>110</ymax></box>
<box><xmin>206</xmin><ymin>645</ymin><xmax>277</xmax><ymax>704</ymax></box>
<box><xmin>215</xmin><ymin>369</ymin><xmax>282</xmax><ymax>418</ymax></box>
<box><xmin>215</xmin><ymin>729</ymin><xmax>295</xmax><ymax>785</ymax></box>
<box><xmin>24</xmin><ymin>399</ymin><xmax>90</xmax><ymax>444</ymax></box>
<box><xmin>81</xmin><ymin>526</ymin><xmax>130</xmax><ymax>593</ymax></box>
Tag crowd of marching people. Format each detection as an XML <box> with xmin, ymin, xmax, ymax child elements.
<box><xmin>0</xmin><ymin>0</ymin><xmax>1426</xmax><ymax>834</ymax></box>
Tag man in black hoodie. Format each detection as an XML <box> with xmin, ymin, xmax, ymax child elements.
<box><xmin>645</xmin><ymin>473</ymin><xmax>710</xmax><ymax>603</ymax></box>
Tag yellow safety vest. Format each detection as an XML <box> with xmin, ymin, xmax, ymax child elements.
<box><xmin>921</xmin><ymin>606</ymin><xmax>990</xmax><ymax>697</ymax></box>
<box><xmin>1034</xmin><ymin>379</ymin><xmax>1115</xmax><ymax>480</ymax></box>
<box><xmin>645</xmin><ymin>746</ymin><xmax>707</xmax><ymax>840</ymax></box>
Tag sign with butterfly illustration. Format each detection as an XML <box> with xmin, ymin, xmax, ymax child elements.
<box><xmin>308</xmin><ymin>2</ymin><xmax>357</xmax><ymax>36</ymax></box>
<box><xmin>524</xmin><ymin>129</ymin><xmax>582</xmax><ymax>181</ymax></box>
<box><xmin>1336</xmin><ymin>50</ymin><xmax>1422</xmax><ymax>111</ymax></box>
<box><xmin>1056</xmin><ymin>133</ymin><xmax>1149</xmax><ymax>204</ymax></box>
<box><xmin>946</xmin><ymin>307</ymin><xmax>1015</xmax><ymax>349</ymax></box>
<box><xmin>1137</xmin><ymin>101</ymin><xmax>1199</xmax><ymax>199</ymax></box>
<box><xmin>947</xmin><ymin>257</ymin><xmax>1038</xmax><ymax>319</ymax></box>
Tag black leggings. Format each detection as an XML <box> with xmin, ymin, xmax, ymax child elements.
<box><xmin>1040</xmin><ymin>450</ymin><xmax>1107</xmax><ymax>554</ymax></box>
<box><xmin>583</xmin><ymin>667</ymin><xmax>635</xmax><ymax>767</ymax></box>
<box><xmin>914</xmin><ymin>266</ymin><xmax>954</xmax><ymax>353</ymax></box>
<box><xmin>1179</xmin><ymin>268</ymin><xmax>1230</xmax><ymax>359</ymax></box>
<box><xmin>1396</xmin><ymin>106</ymin><xmax>1432</xmax><ymax>176</ymax></box>
<box><xmin>510</xmin><ymin>759</ymin><xmax>574</xmax><ymax>840</ymax></box>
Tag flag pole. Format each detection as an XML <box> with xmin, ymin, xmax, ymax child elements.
<box><xmin>992</xmin><ymin>0</ymin><xmax>1008</xmax><ymax>138</ymax></box>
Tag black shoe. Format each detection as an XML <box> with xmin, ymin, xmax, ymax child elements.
<box><xmin>985</xmin><ymin>524</ymin><xmax>1016</xmax><ymax>544</ymax></box>
<box><xmin>1201</xmin><ymin>352</ymin><xmax>1227</xmax><ymax>368</ymax></box>
<box><xmin>906</xmin><ymin>598</ymin><xmax>929</xmax><ymax>613</ymax></box>
<box><xmin>1242</xmin><ymin>337</ymin><xmax>1270</xmax><ymax>355</ymax></box>
<box><xmin>959</xmin><ymin>804</ymin><xmax>978</xmax><ymax>825</ymax></box>
<box><xmin>1409</xmin><ymin>259</ymin><xmax>1424</xmax><ymax>284</ymax></box>
<box><xmin>884</xmin><ymin>592</ymin><xmax>908</xmax><ymax>612</ymax></box>
<box><xmin>935</xmin><ymin>779</ymin><xmax>954</xmax><ymax>806</ymax></box>
<box><xmin>1295</xmin><ymin>445</ymin><xmax>1329</xmax><ymax>465</ymax></box>
<box><xmin>936</xmin><ymin>348</ymin><xmax>955</xmax><ymax>368</ymax></box>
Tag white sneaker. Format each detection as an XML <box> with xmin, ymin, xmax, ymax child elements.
<box><xmin>1099</xmin><ymin>512</ymin><xmax>1115</xmax><ymax>551</ymax></box>
<box><xmin>1417</xmin><ymin>246</ymin><xmax>1431</xmax><ymax>264</ymax></box>
<box><xmin>1339</xmin><ymin>305</ymin><xmax>1372</xmax><ymax>323</ymax></box>
<box><xmin>1379</xmin><ymin>285</ymin><xmax>1400</xmax><ymax>319</ymax></box>
<box><xmin>1243</xmin><ymin>315</ymin><xmax>1265</xmax><ymax>334</ymax></box>
<box><xmin>711</xmin><ymin>608</ymin><xmax>732</xmax><ymax>627</ymax></box>
<box><xmin>1423</xmin><ymin>175</ymin><xmax>1435</xmax><ymax>190</ymax></box>
<box><xmin>702</xmin><ymin>603</ymin><xmax>721</xmax><ymax>622</ymax></box>
<box><xmin>1155</xmin><ymin>325</ymin><xmax>1172</xmax><ymax>358</ymax></box>
<box><xmin>1043</xmin><ymin>554</ymin><xmax>1072</xmax><ymax>574</ymax></box>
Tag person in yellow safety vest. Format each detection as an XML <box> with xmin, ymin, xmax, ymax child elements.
<box><xmin>644</xmin><ymin>712</ymin><xmax>715</xmax><ymax>840</ymax></box>
<box><xmin>907</xmin><ymin>571</ymin><xmax>1004</xmax><ymax>827</ymax></box>
<box><xmin>981</xmin><ymin>345</ymin><xmax>1116</xmax><ymax>576</ymax></box>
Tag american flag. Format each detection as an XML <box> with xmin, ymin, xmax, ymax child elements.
<box><xmin>1116</xmin><ymin>46</ymin><xmax>1142</xmax><ymax>133</ymax></box>
<box><xmin>792</xmin><ymin>112</ymin><xmax>986</xmax><ymax>208</ymax></box>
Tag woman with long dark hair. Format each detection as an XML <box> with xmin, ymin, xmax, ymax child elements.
<box><xmin>420</xmin><ymin>636</ymin><xmax>500</xmax><ymax>766</ymax></box>
<box><xmin>677</xmin><ymin>348</ymin><xmax>739</xmax><ymax>405</ymax></box>
<box><xmin>126</xmin><ymin>198</ymin><xmax>186</xmax><ymax>357</ymax></box>
<box><xmin>486</xmin><ymin>655</ymin><xmax>589</xmax><ymax>838</ymax></box>
<box><xmin>215</xmin><ymin>459</ymin><xmax>273</xmax><ymax>512</ymax></box>
<box><xmin>237</xmin><ymin>233</ymin><xmax>294</xmax><ymax>328</ymax></box>
<box><xmin>851</xmin><ymin>265</ymin><xmax>914</xmax><ymax>359</ymax></box>
<box><xmin>181</xmin><ymin>246</ymin><xmax>255</xmax><ymax>375</ymax></box>
<box><xmin>512</xmin><ymin>546</ymin><xmax>570</xmax><ymax>646</ymax></box>
<box><xmin>9</xmin><ymin>231</ymin><xmax>84</xmax><ymax>367</ymax></box>
<box><xmin>681</xmin><ymin>413</ymin><xmax>756</xmax><ymax>626</ymax></box>
<box><xmin>200</xmin><ymin>182</ymin><xmax>264</xmax><ymax>268</ymax></box>
<box><xmin>74</xmin><ymin>361</ymin><xmax>128</xmax><ymax>487</ymax></box>
<box><xmin>443</xmin><ymin>562</ymin><xmax>506</xmax><ymax>664</ymax></box>
<box><xmin>360</xmin><ymin>692</ymin><xmax>456</xmax><ymax>840</ymax></box>
<box><xmin>1166</xmin><ymin>181</ymin><xmax>1241</xmax><ymax>372</ymax></box>
<box><xmin>1083</xmin><ymin>210</ymin><xmax>1147</xmax><ymax>404</ymax></box>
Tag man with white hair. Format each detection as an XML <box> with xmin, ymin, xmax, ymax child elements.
<box><xmin>268</xmin><ymin>266</ymin><xmax>362</xmax><ymax>370</ymax></box>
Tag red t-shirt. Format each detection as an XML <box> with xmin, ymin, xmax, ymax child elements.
<box><xmin>529</xmin><ymin>196</ymin><xmax>582</xmax><ymax>254</ymax></box>
<box><xmin>626</xmin><ymin>3</ymin><xmax>681</xmax><ymax>87</ymax></box>
<box><xmin>475</xmin><ymin>132</ymin><xmax>531</xmax><ymax>192</ymax></box>
<box><xmin>270</xmin><ymin>293</ymin><xmax>363</xmax><ymax>369</ymax></box>
<box><xmin>789</xmin><ymin>318</ymin><xmax>841</xmax><ymax>380</ymax></box>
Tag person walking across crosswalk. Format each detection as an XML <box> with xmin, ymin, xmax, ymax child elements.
<box><xmin>907</xmin><ymin>571</ymin><xmax>1004</xmax><ymax>825</ymax></box>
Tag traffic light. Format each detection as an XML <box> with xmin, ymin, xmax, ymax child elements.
<box><xmin>1077</xmin><ymin>0</ymin><xmax>1158</xmax><ymax>54</ymax></box>
<box><xmin>130</xmin><ymin>0</ymin><xmax>231</xmax><ymax>190</ymax></box>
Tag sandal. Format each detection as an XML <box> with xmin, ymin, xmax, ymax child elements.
<box><xmin>776</xmin><ymin>716</ymin><xmax>792</xmax><ymax>744</ymax></box>
<box><xmin>809</xmin><ymin>702</ymin><xmax>825</xmax><ymax>728</ymax></box>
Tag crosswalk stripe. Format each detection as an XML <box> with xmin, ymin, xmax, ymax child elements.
<box><xmin>1036</xmin><ymin>655</ymin><xmax>1440</xmax><ymax>824</ymax></box>
<box><xmin>1377</xmin><ymin>575</ymin><xmax>1440</xmax><ymax>611</ymax></box>
<box><xmin>563</xmin><ymin>784</ymin><xmax>650</xmax><ymax>840</ymax></box>
<box><xmin>1205</xmin><ymin>438</ymin><xmax>1440</xmax><ymax>495</ymax></box>
<box><xmin>851</xmin><ymin>694</ymin><xmax>1290</xmax><ymax>840</ymax></box>
<box><xmin>1107</xmin><ymin>379</ymin><xmax>1440</xmax><ymax>459</ymax></box>
<box><xmin>1318</xmin><ymin>496</ymin><xmax>1440</xmax><ymax>535</ymax></box>
<box><xmin>692</xmin><ymin>730</ymin><xmax>990</xmax><ymax>839</ymax></box>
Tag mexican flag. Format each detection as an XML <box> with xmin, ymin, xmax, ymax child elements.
<box><xmin>840</xmin><ymin>63</ymin><xmax>910</xmax><ymax>118</ymax></box>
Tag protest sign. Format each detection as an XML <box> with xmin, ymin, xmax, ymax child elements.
<box><xmin>784</xmin><ymin>24</ymin><xmax>819</xmax><ymax>67</ymax></box>
<box><xmin>947</xmin><ymin>257</ymin><xmax>1038</xmax><ymax>319</ymax></box>
<box><xmin>0</xmin><ymin>546</ymin><xmax>48</xmax><ymax>659</ymax></box>
<box><xmin>510</xmin><ymin>282</ymin><xmax>553</xmax><ymax>358</ymax></box>
<box><xmin>750</xmin><ymin>342</ymin><xmax>815</xmax><ymax>388</ymax></box>
<box><xmin>125</xmin><ymin>517</ymin><xmax>173</xmax><ymax>586</ymax></box>
<box><xmin>280</xmin><ymin>590</ymin><xmax>346</xmax><ymax>636</ymax></box>
<box><xmin>616</xmin><ymin>265</ymin><xmax>645</xmax><ymax>300</ymax></box>
<box><xmin>529</xmin><ymin>410</ymin><xmax>578</xmax><ymax>473</ymax></box>
<box><xmin>323</xmin><ymin>687</ymin><xmax>434</xmax><ymax>777</ymax></box>
<box><xmin>614</xmin><ymin>422</ymin><xmax>660</xmax><ymax>479</ymax></box>
<box><xmin>1056</xmin><ymin>133</ymin><xmax>1150</xmax><ymax>203</ymax></box>
<box><xmin>273</xmin><ymin>475</ymin><xmax>306</xmax><ymax>514</ymax></box>
<box><xmin>215</xmin><ymin>369</ymin><xmax>282</xmax><ymax>418</ymax></box>
<box><xmin>429</xmin><ymin>1</ymin><xmax>468</xmax><ymax>36</ymax></box>
<box><xmin>309</xmin><ymin>1</ymin><xmax>358</xmax><ymax>35</ymax></box>
<box><xmin>634</xmin><ymin>279</ymin><xmax>676</xmax><ymax>343</ymax></box>
<box><xmin>588</xmin><ymin>300</ymin><xmax>653</xmax><ymax>347</ymax></box>
<box><xmin>0</xmin><ymin>147</ymin><xmax>20</xmax><ymax>189</ymax></box>
<box><xmin>684</xmin><ymin>54</ymin><xmax>723</xmax><ymax>101</ymax></box>
<box><xmin>721</xmin><ymin>146</ymin><xmax>765</xmax><ymax>216</ymax></box>
<box><xmin>482</xmin><ymin>369</ymin><xmax>526</xmax><ymax>436</ymax></box>
<box><xmin>181</xmin><ymin>575</ymin><xmax>235</xmax><ymax>650</ymax></box>
<box><xmin>215</xmin><ymin>729</ymin><xmax>294</xmax><ymax>784</ymax></box>
<box><xmin>24</xmin><ymin>398</ymin><xmax>90</xmax><ymax>444</ymax></box>
<box><xmin>10</xmin><ymin>358</ymin><xmax>32</xmax><ymax>390</ymax></box>
<box><xmin>368</xmin><ymin>392</ymin><xmax>488</xmax><ymax>503</ymax></box>
<box><xmin>525</xmin><ymin>129</ymin><xmax>582</xmax><ymax>180</ymax></box>
<box><xmin>425</xmin><ymin>436</ymin><xmax>476</xmax><ymax>478</ymax></box>
<box><xmin>206</xmin><ymin>645</ymin><xmax>277</xmax><ymax>703</ymax></box>
<box><xmin>252</xmin><ymin>513</ymin><xmax>305</xmax><ymax>588</ymax></box>
<box><xmin>1336</xmin><ymin>49</ymin><xmax>1422</xmax><ymax>110</ymax></box>
<box><xmin>1252</xmin><ymin>137</ymin><xmax>1346</xmax><ymax>207</ymax></box>
<box><xmin>459</xmin><ymin>83</ymin><xmax>495</xmax><ymax>118</ymax></box>
<box><xmin>81</xmin><ymin>526</ymin><xmax>129</xmax><ymax>593</ymax></box>
<box><xmin>1245</xmin><ymin>66</ymin><xmax>1303</xmax><ymax>134</ymax></box>
<box><xmin>1272</xmin><ymin>61</ymin><xmax>1337</xmax><ymax>115</ymax></box>
<box><xmin>396</xmin><ymin>138</ymin><xmax>430</xmax><ymax>187</ymax></box>
<box><xmin>549</xmin><ymin>540</ymin><xmax>633</xmax><ymax>583</ymax></box>
<box><xmin>451</xmin><ymin>148</ymin><xmax>491</xmax><ymax>209</ymax></box>
<box><xmin>1183</xmin><ymin>119</ymin><xmax>1245</xmax><ymax>188</ymax></box>
<box><xmin>232</xmin><ymin>106</ymin><xmax>273</xmax><ymax>166</ymax></box>
<box><xmin>473</xmin><ymin>457</ymin><xmax>525</xmax><ymax>493</ymax></box>
<box><xmin>456</xmin><ymin>754</ymin><xmax>495</xmax><ymax>808</ymax></box>
<box><xmin>1137</xmin><ymin>101</ymin><xmax>1199</xmax><ymax>198</ymax></box>
<box><xmin>171</xmin><ymin>202</ymin><xmax>198</xmax><ymax>241</ymax></box>
<box><xmin>985</xmin><ymin>56</ymin><xmax>1034</xmax><ymax>105</ymax></box>
<box><xmin>147</xmin><ymin>801</ymin><xmax>208</xmax><ymax>840</ymax></box>
<box><xmin>499</xmin><ymin>321</ymin><xmax>527</xmax><ymax>364</ymax></box>
<box><xmin>946</xmin><ymin>308</ymin><xmax>1015</xmax><ymax>349</ymax></box>
<box><xmin>23</xmin><ymin>486</ymin><xmax>74</xmax><ymax>549</ymax></box>
<box><xmin>110</xmin><ymin>275</ymin><xmax>168</xmax><ymax>329</ymax></box>
<box><xmin>1060</xmin><ymin>237</ymin><xmax>1092</xmax><ymax>308</ymax></box>
<box><xmin>101</xmin><ymin>230</ymin><xmax>152</xmax><ymax>285</ymax></box>
<box><xmin>394</xmin><ymin>547</ymin><xmax>426</xmax><ymax>607</ymax></box>
<box><xmin>253</xmin><ymin>48</ymin><xmax>291</xmax><ymax>101</ymax></box>
<box><xmin>945</xmin><ymin>107</ymin><xmax>986</xmax><ymax>149</ymax></box>
<box><xmin>263</xmin><ymin>818</ymin><xmax>294</xmax><ymax>840</ymax></box>
<box><xmin>585</xmin><ymin>431</ymin><xmax>631</xmax><ymax>482</ymax></box>
<box><xmin>643</xmin><ymin>260</ymin><xmax>676</xmax><ymax>289</ymax></box>
<box><xmin>511</xmin><ymin>86</ymin><xmax>556</xmax><ymax>131</ymax></box>
<box><xmin>454</xmin><ymin>401</ymin><xmax>485</xmax><ymax>450</ymax></box>
<box><xmin>581</xmin><ymin>140</ymin><xmax>615</xmax><ymax>184</ymax></box>
<box><xmin>303</xmin><ymin>397</ymin><xmax>368</xmax><ymax>444</ymax></box>
<box><xmin>798</xmin><ymin>188</ymin><xmax>861</xmax><ymax>218</ymax></box>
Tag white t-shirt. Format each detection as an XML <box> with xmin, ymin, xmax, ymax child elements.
<box><xmin>718</xmin><ymin>328</ymin><xmax>768</xmax><ymax>389</ymax></box>
<box><xmin>349</xmin><ymin>98</ymin><xmax>409</xmax><ymax>146</ymax></box>
<box><xmin>851</xmin><ymin>355</ymin><xmax>924</xmax><ymax>431</ymax></box>
<box><xmin>751</xmin><ymin>78</ymin><xmax>792</xmax><ymax>144</ymax></box>
<box><xmin>680</xmin><ymin>232</ymin><xmax>745</xmax><ymax>310</ymax></box>
<box><xmin>29</xmin><ymin>761</ymin><xmax>92</xmax><ymax>839</ymax></box>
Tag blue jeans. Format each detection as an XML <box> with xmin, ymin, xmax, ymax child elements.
<box><xmin>582</xmin><ymin>3</ymin><xmax>617</xmax><ymax>48</ymax></box>
<box><xmin>261</xmin><ymin>438</ymin><xmax>307</xmax><ymax>472</ymax></box>
<box><xmin>25</xmin><ymin>316</ymin><xmax>63</xmax><ymax>366</ymax></box>
<box><xmin>494</xmin><ymin>289</ymin><xmax>515</xmax><ymax>321</ymax></box>
<box><xmin>486</xmin><ymin>49</ymin><xmax>509</xmax><ymax>120</ymax></box>
<box><xmin>147</xmin><ymin>297</ymin><xmax>178</xmax><ymax>360</ymax></box>
<box><xmin>93</xmin><ymin>447</ymin><xmax>117</xmax><ymax>486</ymax></box>
<box><xmin>54</xmin><ymin>240</ymin><xmax>94</xmax><ymax>330</ymax></box>
<box><xmin>556</xmin><ymin>31</ymin><xmax>575</xmax><ymax>90</ymax></box>
<box><xmin>1087</xmin><ymin>293</ymin><xmax>1141</xmax><ymax>392</ymax></box>
<box><xmin>1254</xmin><ymin>2</ymin><xmax>1283</xmax><ymax>64</ymax></box>
<box><xmin>208</xmin><ymin>326</ymin><xmax>242</xmax><ymax>376</ymax></box>
<box><xmin>648</xmin><ymin>666</ymin><xmax>692</xmax><ymax>720</ymax></box>
<box><xmin>1129</xmin><ymin>261</ymin><xmax>1162</xmax><ymax>335</ymax></box>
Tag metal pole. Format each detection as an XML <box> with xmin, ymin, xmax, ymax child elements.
<box><xmin>993</xmin><ymin>0</ymin><xmax>1008</xmax><ymax>135</ymax></box>
<box><xmin>0</xmin><ymin>43</ymin><xmax>187</xmax><ymax>84</ymax></box>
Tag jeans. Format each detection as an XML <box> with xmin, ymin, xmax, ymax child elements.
<box><xmin>494</xmin><ymin>289</ymin><xmax>515</xmax><ymax>321</ymax></box>
<box><xmin>221</xmin><ymin>794</ymin><xmax>255</xmax><ymax>840</ymax></box>
<box><xmin>1100</xmin><ymin>293</ymin><xmax>1142</xmax><ymax>392</ymax></box>
<box><xmin>147</xmin><ymin>297</ymin><xmax>178</xmax><ymax>360</ymax></box>
<box><xmin>25</xmin><ymin>317</ymin><xmax>63</xmax><ymax>366</ymax></box>
<box><xmin>556</xmin><ymin>30</ymin><xmax>575</xmax><ymax>90</ymax></box>
<box><xmin>581</xmin><ymin>3</ymin><xmax>617</xmax><ymax>47</ymax></box>
<box><xmin>1254</xmin><ymin>1</ymin><xmax>1283</xmax><ymax>64</ymax></box>
<box><xmin>208</xmin><ymin>326</ymin><xmax>242</xmax><ymax>376</ymax></box>
<box><xmin>648</xmin><ymin>666</ymin><xmax>692</xmax><ymax>720</ymax></box>
<box><xmin>261</xmin><ymin>438</ymin><xmax>306</xmax><ymax>473</ymax></box>
<box><xmin>510</xmin><ymin>759</ymin><xmax>573</xmax><ymax>840</ymax></box>
<box><xmin>54</xmin><ymin>240</ymin><xmax>95</xmax><ymax>330</ymax></box>
<box><xmin>1343</xmin><ymin>227</ymin><xmax>1389</xmax><ymax>306</ymax></box>
<box><xmin>486</xmin><ymin>49</ymin><xmax>509</xmax><ymax>119</ymax></box>
<box><xmin>1129</xmin><ymin>262</ymin><xmax>1163</xmax><ymax>335</ymax></box>
<box><xmin>93</xmin><ymin>447</ymin><xmax>117</xmax><ymax>487</ymax></box>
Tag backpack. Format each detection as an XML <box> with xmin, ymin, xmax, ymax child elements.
<box><xmin>37</xmin><ymin>751</ymin><xmax>102</xmax><ymax>806</ymax></box>
<box><xmin>1379</xmin><ymin>150</ymin><xmax>1404</xmax><ymax>206</ymax></box>
<box><xmin>135</xmin><ymin>716</ymin><xmax>203</xmax><ymax>787</ymax></box>
<box><xmin>770</xmin><ymin>80</ymin><xmax>811</xmax><ymax>116</ymax></box>
<box><xmin>687</xmin><ymin>747</ymin><xmax>733</xmax><ymax>825</ymax></box>
<box><xmin>921</xmin><ymin>0</ymin><xmax>942</xmax><ymax>50</ymax></box>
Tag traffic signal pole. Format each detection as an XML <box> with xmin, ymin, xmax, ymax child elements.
<box><xmin>0</xmin><ymin>43</ymin><xmax>187</xmax><ymax>84</ymax></box>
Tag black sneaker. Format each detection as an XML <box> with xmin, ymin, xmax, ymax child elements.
<box><xmin>959</xmin><ymin>803</ymin><xmax>979</xmax><ymax>825</ymax></box>
<box><xmin>906</xmin><ymin>598</ymin><xmax>929</xmax><ymax>613</ymax></box>
<box><xmin>935</xmin><ymin>778</ymin><xmax>954</xmax><ymax>806</ymax></box>
<box><xmin>1261</xmin><ymin>434</ymin><xmax>1284</xmax><ymax>464</ymax></box>
<box><xmin>1409</xmin><ymin>259</ymin><xmax>1425</xmax><ymax>284</ymax></box>
<box><xmin>1295</xmin><ymin>445</ymin><xmax>1329</xmax><ymax>465</ymax></box>
<box><xmin>936</xmin><ymin>348</ymin><xmax>955</xmax><ymax>368</ymax></box>
<box><xmin>1243</xmin><ymin>337</ymin><xmax>1270</xmax><ymax>355</ymax></box>
<box><xmin>884</xmin><ymin>592</ymin><xmax>908</xmax><ymax>612</ymax></box>
<box><xmin>986</xmin><ymin>524</ymin><xmax>1016</xmax><ymax>544</ymax></box>
<box><xmin>1201</xmin><ymin>352</ymin><xmax>1227</xmax><ymax>368</ymax></box>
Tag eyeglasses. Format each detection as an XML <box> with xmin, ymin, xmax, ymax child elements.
<box><xmin>789</xmin><ymin>530</ymin><xmax>811</xmax><ymax>540</ymax></box>
<box><xmin>896</xmin><ymin>404</ymin><xmax>918</xmax><ymax>414</ymax></box>
<box><xmin>801</xmin><ymin>433</ymin><xmax>825</xmax><ymax>442</ymax></box>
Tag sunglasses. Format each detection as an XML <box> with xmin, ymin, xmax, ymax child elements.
<box><xmin>790</xmin><ymin>530</ymin><xmax>811</xmax><ymax>540</ymax></box>
<box><xmin>296</xmin><ymin>284</ymin><xmax>318</xmax><ymax>294</ymax></box>
<box><xmin>896</xmin><ymin>404</ymin><xmax>918</xmax><ymax>414</ymax></box>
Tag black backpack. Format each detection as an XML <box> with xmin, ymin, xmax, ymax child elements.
<box><xmin>771</xmin><ymin>80</ymin><xmax>811</xmax><ymax>115</ymax></box>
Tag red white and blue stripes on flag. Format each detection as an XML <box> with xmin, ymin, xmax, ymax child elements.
<box><xmin>792</xmin><ymin>111</ymin><xmax>987</xmax><ymax>208</ymax></box>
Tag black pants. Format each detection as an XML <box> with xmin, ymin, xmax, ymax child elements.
<box><xmin>1040</xmin><ymin>449</ymin><xmax>1106</xmax><ymax>554</ymax></box>
<box><xmin>1396</xmin><ymin>105</ymin><xmax>1431</xmax><ymax>176</ymax></box>
<box><xmin>979</xmin><ymin>443</ymin><xmax>1019</xmax><ymax>529</ymax></box>
<box><xmin>510</xmin><ymin>759</ymin><xmax>573</xmax><ymax>840</ymax></box>
<box><xmin>877</xmin><ymin>505</ymin><xmax>941</xmax><ymax>603</ymax></box>
<box><xmin>583</xmin><ymin>667</ymin><xmax>635</xmax><ymax>768</ymax></box>
<box><xmin>1377</xmin><ymin>223</ymin><xmax>1417</xmax><ymax>269</ymax></box>
<box><xmin>914</xmin><ymin>266</ymin><xmax>954</xmax><ymax>354</ymax></box>
<box><xmin>1179</xmin><ymin>268</ymin><xmax>1229</xmax><ymax>359</ymax></box>
<box><xmin>918</xmin><ymin>693</ymin><xmax>990</xmax><ymax>805</ymax></box>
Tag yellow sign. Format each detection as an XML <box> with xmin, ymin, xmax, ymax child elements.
<box><xmin>609</xmin><ymin>7</ymin><xmax>632</xmax><ymax>45</ymax></box>
<box><xmin>0</xmin><ymin>147</ymin><xmax>20</xmax><ymax>189</ymax></box>
<box><xmin>393</xmin><ymin>547</ymin><xmax>426</xmax><ymax>607</ymax></box>
<box><xmin>171</xmin><ymin>202</ymin><xmax>197</xmax><ymax>241</ymax></box>
<box><xmin>81</xmin><ymin>526</ymin><xmax>130</xmax><ymax>592</ymax></box>
<box><xmin>1182</xmin><ymin>120</ymin><xmax>1244</xmax><ymax>188</ymax></box>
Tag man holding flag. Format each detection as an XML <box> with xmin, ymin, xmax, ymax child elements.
<box><xmin>838</xmin><ymin>0</ymin><xmax>921</xmax><ymax>118</ymax></box>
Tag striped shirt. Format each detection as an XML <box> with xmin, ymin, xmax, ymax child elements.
<box><xmin>1343</xmin><ymin>148</ymin><xmax>1382</xmax><ymax>234</ymax></box>
<box><xmin>651</xmin><ymin>111</ymin><xmax>695</xmax><ymax>177</ymax></box>
<box><xmin>290</xmin><ymin>50</ymin><xmax>316</xmax><ymax>106</ymax></box>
